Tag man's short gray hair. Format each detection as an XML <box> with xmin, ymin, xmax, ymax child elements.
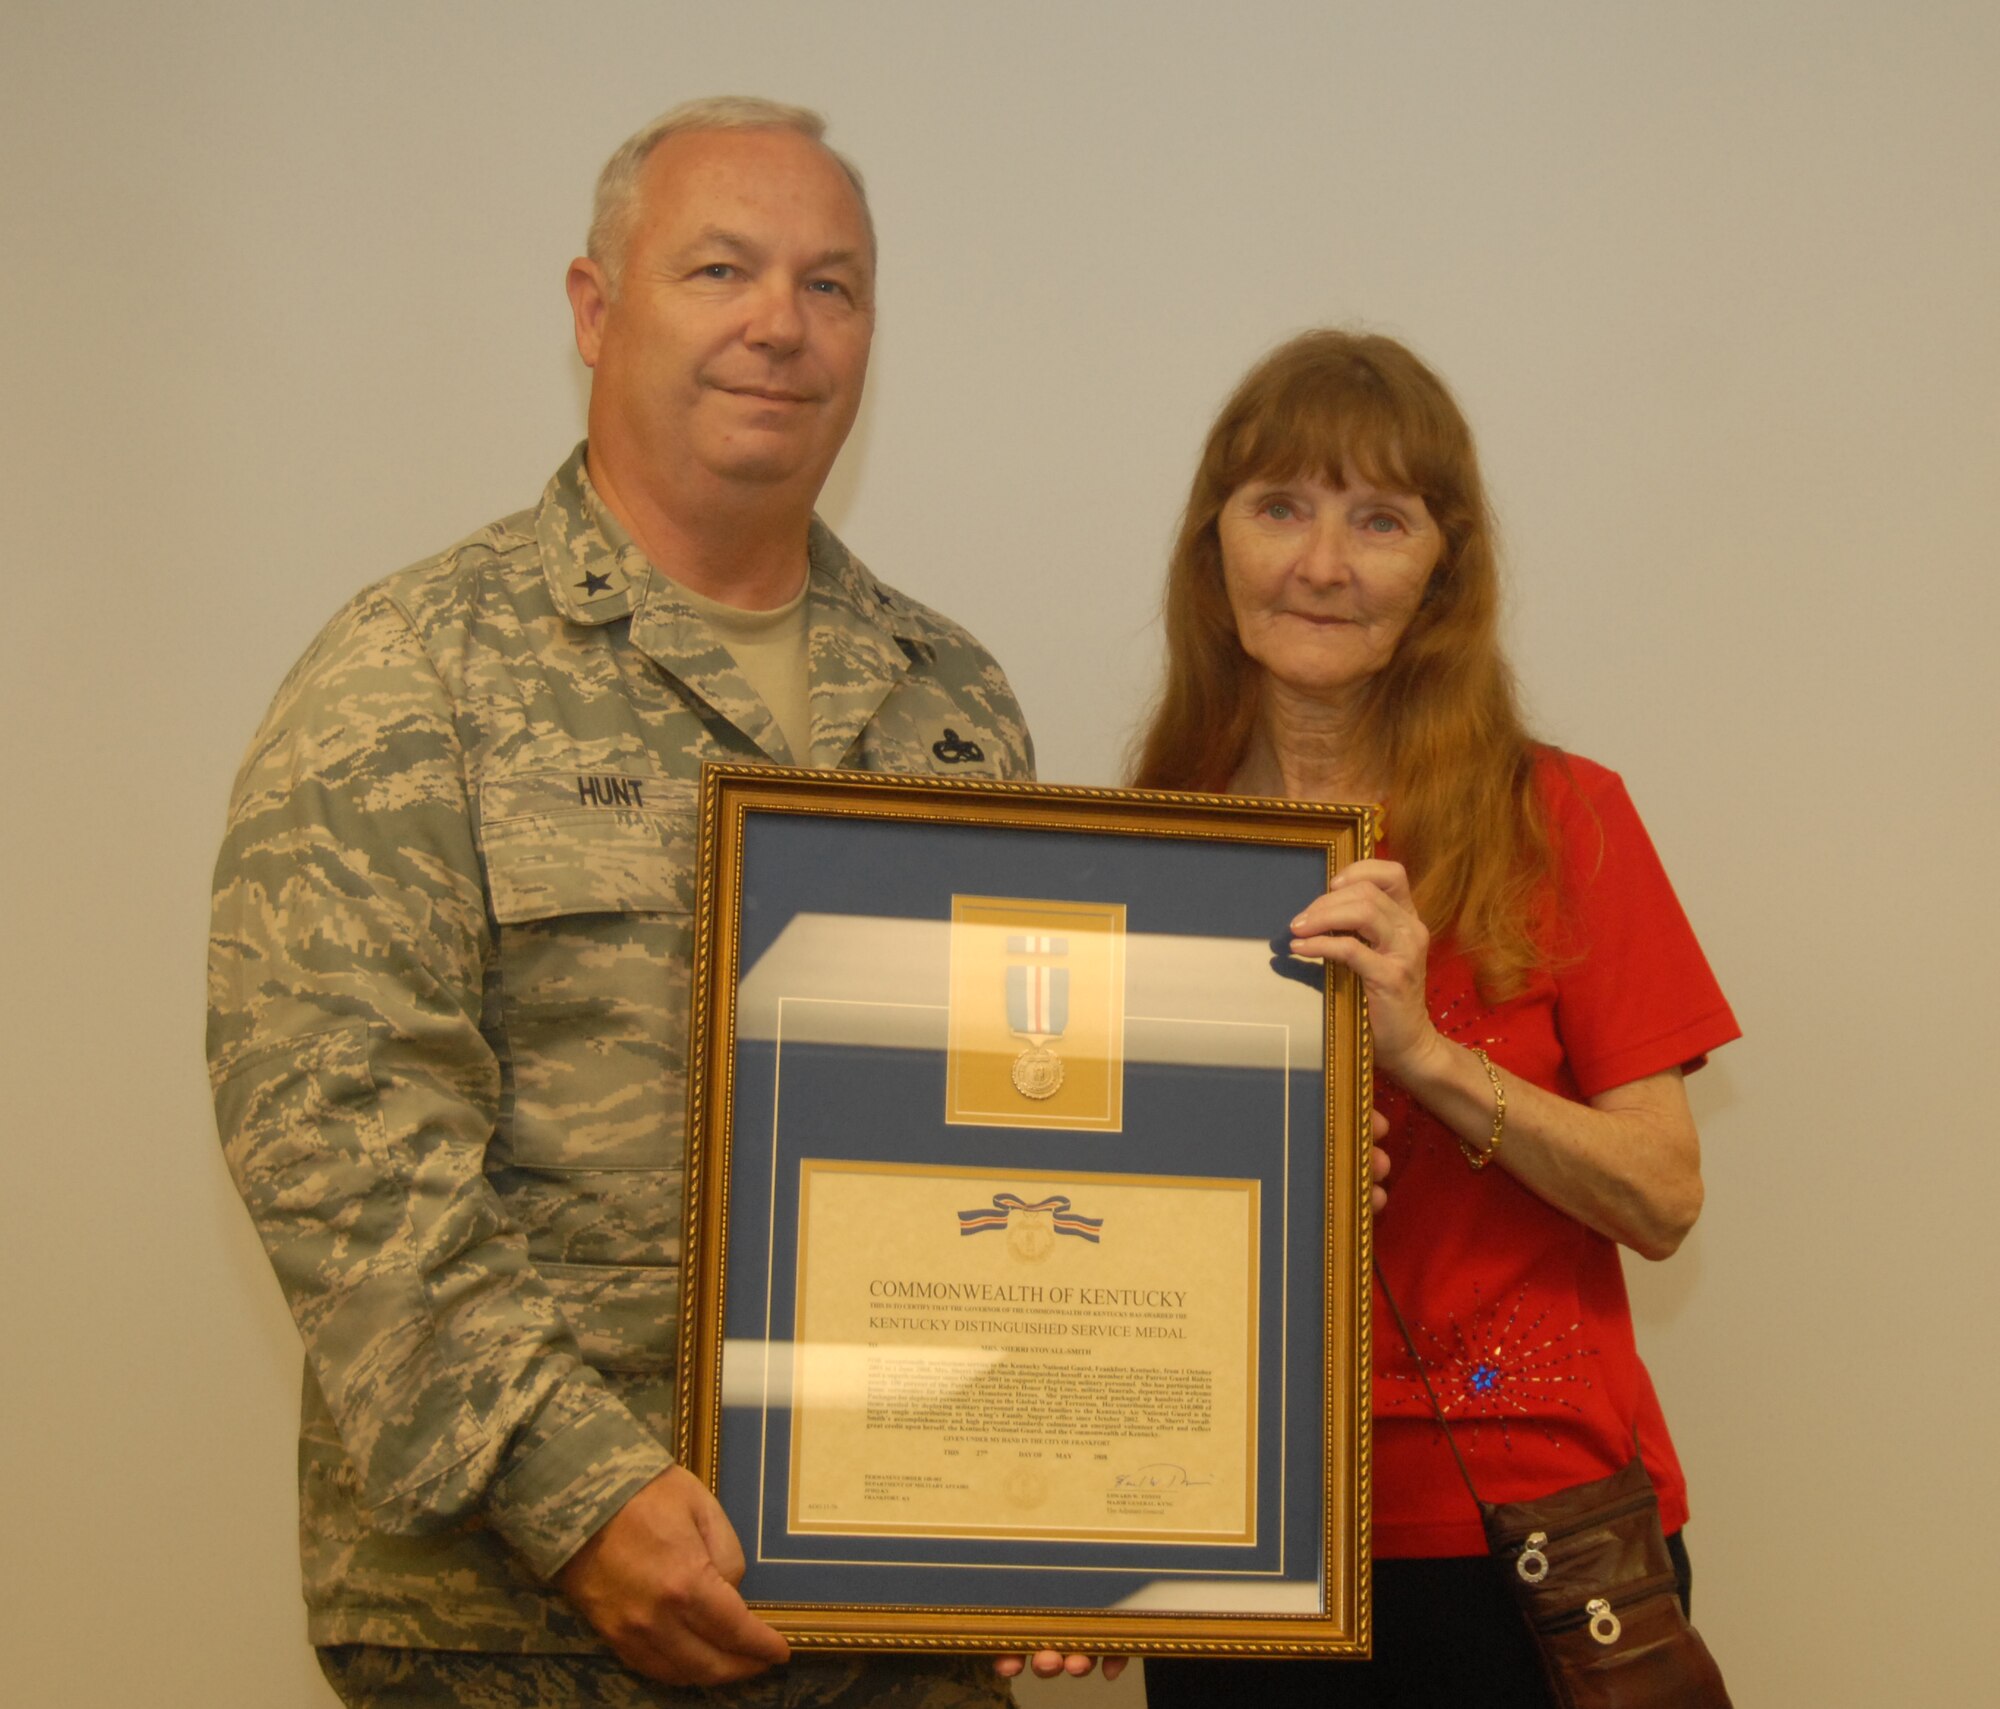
<box><xmin>587</xmin><ymin>95</ymin><xmax>873</xmax><ymax>288</ymax></box>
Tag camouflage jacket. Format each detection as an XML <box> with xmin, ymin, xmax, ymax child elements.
<box><xmin>208</xmin><ymin>447</ymin><xmax>1033</xmax><ymax>1651</ymax></box>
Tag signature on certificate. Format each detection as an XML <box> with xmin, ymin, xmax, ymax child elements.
<box><xmin>1111</xmin><ymin>1462</ymin><xmax>1213</xmax><ymax>1489</ymax></box>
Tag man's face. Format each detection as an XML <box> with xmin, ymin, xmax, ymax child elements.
<box><xmin>570</xmin><ymin>126</ymin><xmax>876</xmax><ymax>498</ymax></box>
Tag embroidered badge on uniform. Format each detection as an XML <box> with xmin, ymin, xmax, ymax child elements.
<box><xmin>932</xmin><ymin>727</ymin><xmax>985</xmax><ymax>763</ymax></box>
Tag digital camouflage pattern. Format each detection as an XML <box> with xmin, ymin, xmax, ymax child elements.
<box><xmin>209</xmin><ymin>446</ymin><xmax>1033</xmax><ymax>1667</ymax></box>
<box><xmin>318</xmin><ymin>1645</ymin><xmax>1012</xmax><ymax>1708</ymax></box>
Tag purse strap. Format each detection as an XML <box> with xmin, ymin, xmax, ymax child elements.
<box><xmin>1374</xmin><ymin>1257</ymin><xmax>1487</xmax><ymax>1513</ymax></box>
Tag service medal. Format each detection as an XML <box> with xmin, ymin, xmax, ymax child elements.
<box><xmin>1005</xmin><ymin>938</ymin><xmax>1069</xmax><ymax>1101</ymax></box>
<box><xmin>1009</xmin><ymin>1043</ymin><xmax>1064</xmax><ymax>1100</ymax></box>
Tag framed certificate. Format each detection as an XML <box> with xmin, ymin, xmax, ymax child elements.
<box><xmin>680</xmin><ymin>766</ymin><xmax>1375</xmax><ymax>1656</ymax></box>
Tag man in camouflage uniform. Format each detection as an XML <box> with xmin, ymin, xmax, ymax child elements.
<box><xmin>208</xmin><ymin>99</ymin><xmax>1036</xmax><ymax>1707</ymax></box>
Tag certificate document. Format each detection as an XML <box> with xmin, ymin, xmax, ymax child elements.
<box><xmin>788</xmin><ymin>1161</ymin><xmax>1258</xmax><ymax>1545</ymax></box>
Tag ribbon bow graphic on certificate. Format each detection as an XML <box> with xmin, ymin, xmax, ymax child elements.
<box><xmin>958</xmin><ymin>1191</ymin><xmax>1104</xmax><ymax>1263</ymax></box>
<box><xmin>957</xmin><ymin>1191</ymin><xmax>1105</xmax><ymax>1240</ymax></box>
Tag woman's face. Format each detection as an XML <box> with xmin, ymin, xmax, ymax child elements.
<box><xmin>1218</xmin><ymin>472</ymin><xmax>1444</xmax><ymax>707</ymax></box>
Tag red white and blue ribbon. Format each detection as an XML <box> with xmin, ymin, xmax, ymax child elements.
<box><xmin>1005</xmin><ymin>960</ymin><xmax>1069</xmax><ymax>1039</ymax></box>
<box><xmin>957</xmin><ymin>1191</ymin><xmax>1104</xmax><ymax>1242</ymax></box>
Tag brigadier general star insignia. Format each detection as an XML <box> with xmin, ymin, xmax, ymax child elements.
<box><xmin>577</xmin><ymin>568</ymin><xmax>614</xmax><ymax>596</ymax></box>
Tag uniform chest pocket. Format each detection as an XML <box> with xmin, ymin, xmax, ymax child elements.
<box><xmin>479</xmin><ymin>771</ymin><xmax>698</xmax><ymax>925</ymax></box>
<box><xmin>477</xmin><ymin>770</ymin><xmax>698</xmax><ymax>1175</ymax></box>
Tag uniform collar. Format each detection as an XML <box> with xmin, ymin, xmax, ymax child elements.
<box><xmin>536</xmin><ymin>445</ymin><xmax>650</xmax><ymax>624</ymax></box>
<box><xmin>536</xmin><ymin>444</ymin><xmax>924</xmax><ymax>766</ymax></box>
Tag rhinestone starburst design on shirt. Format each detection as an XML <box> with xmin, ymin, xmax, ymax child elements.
<box><xmin>1430</xmin><ymin>987</ymin><xmax>1502</xmax><ymax>1052</ymax></box>
<box><xmin>1385</xmin><ymin>1285</ymin><xmax>1597</xmax><ymax>1452</ymax></box>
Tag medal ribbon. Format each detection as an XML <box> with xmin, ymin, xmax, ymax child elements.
<box><xmin>1005</xmin><ymin>963</ymin><xmax>1070</xmax><ymax>1039</ymax></box>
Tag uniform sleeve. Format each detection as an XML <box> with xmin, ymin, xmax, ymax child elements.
<box><xmin>207</xmin><ymin>589</ymin><xmax>671</xmax><ymax>1580</ymax></box>
<box><xmin>1548</xmin><ymin>760</ymin><xmax>1741</xmax><ymax>1099</ymax></box>
<box><xmin>977</xmin><ymin>658</ymin><xmax>1036</xmax><ymax>782</ymax></box>
<box><xmin>1002</xmin><ymin>670</ymin><xmax>1035</xmax><ymax>780</ymax></box>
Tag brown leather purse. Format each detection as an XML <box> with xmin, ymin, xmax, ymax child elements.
<box><xmin>1381</xmin><ymin>1269</ymin><xmax>1733</xmax><ymax>1707</ymax></box>
<box><xmin>1480</xmin><ymin>1458</ymin><xmax>1731</xmax><ymax>1708</ymax></box>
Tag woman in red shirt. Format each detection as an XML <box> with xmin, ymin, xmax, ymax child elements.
<box><xmin>1136</xmin><ymin>330</ymin><xmax>1738</xmax><ymax>1707</ymax></box>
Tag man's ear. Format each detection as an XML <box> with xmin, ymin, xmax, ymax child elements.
<box><xmin>566</xmin><ymin>257</ymin><xmax>611</xmax><ymax>368</ymax></box>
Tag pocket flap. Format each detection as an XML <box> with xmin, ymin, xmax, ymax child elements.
<box><xmin>540</xmin><ymin>1261</ymin><xmax>680</xmax><ymax>1373</ymax></box>
<box><xmin>479</xmin><ymin>772</ymin><xmax>696</xmax><ymax>924</ymax></box>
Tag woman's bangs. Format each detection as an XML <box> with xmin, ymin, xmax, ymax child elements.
<box><xmin>1228</xmin><ymin>376</ymin><xmax>1430</xmax><ymax>499</ymax></box>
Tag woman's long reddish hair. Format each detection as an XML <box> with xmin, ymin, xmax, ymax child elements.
<box><xmin>1129</xmin><ymin>330</ymin><xmax>1555</xmax><ymax>995</ymax></box>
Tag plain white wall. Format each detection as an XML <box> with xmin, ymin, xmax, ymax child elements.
<box><xmin>4</xmin><ymin>2</ymin><xmax>1996</xmax><ymax>1703</ymax></box>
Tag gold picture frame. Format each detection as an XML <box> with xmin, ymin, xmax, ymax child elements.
<box><xmin>680</xmin><ymin>765</ymin><xmax>1374</xmax><ymax>1656</ymax></box>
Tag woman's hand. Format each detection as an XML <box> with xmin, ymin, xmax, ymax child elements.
<box><xmin>1285</xmin><ymin>866</ymin><xmax>1704</xmax><ymax>1257</ymax></box>
<box><xmin>992</xmin><ymin>1653</ymin><xmax>1128</xmax><ymax>1682</ymax></box>
<box><xmin>1288</xmin><ymin>859</ymin><xmax>1439</xmax><ymax>1080</ymax></box>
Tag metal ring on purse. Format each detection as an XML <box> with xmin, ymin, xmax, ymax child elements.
<box><xmin>1516</xmin><ymin>1532</ymin><xmax>1550</xmax><ymax>1583</ymax></box>
<box><xmin>1587</xmin><ymin>1597</ymin><xmax>1623</xmax><ymax>1645</ymax></box>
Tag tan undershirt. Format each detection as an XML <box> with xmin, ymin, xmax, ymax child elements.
<box><xmin>586</xmin><ymin>482</ymin><xmax>814</xmax><ymax>764</ymax></box>
<box><xmin>672</xmin><ymin>575</ymin><xmax>813</xmax><ymax>765</ymax></box>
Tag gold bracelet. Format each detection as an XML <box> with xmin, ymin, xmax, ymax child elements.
<box><xmin>1459</xmin><ymin>1046</ymin><xmax>1506</xmax><ymax>1170</ymax></box>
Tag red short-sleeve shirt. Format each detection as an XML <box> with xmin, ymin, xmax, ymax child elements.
<box><xmin>1372</xmin><ymin>752</ymin><xmax>1739</xmax><ymax>1557</ymax></box>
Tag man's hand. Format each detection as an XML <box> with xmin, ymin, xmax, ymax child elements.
<box><xmin>993</xmin><ymin>1652</ymin><xmax>1128</xmax><ymax>1682</ymax></box>
<box><xmin>557</xmin><ymin>1466</ymin><xmax>791</xmax><ymax>1686</ymax></box>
